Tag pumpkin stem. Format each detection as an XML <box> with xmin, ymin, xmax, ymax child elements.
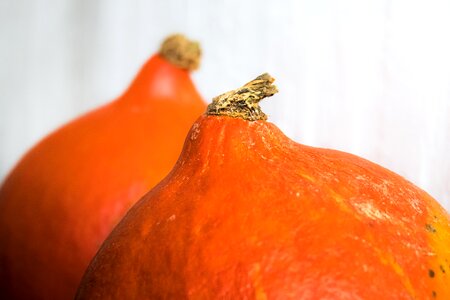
<box><xmin>159</xmin><ymin>34</ymin><xmax>201</xmax><ymax>71</ymax></box>
<box><xmin>206</xmin><ymin>73</ymin><xmax>278</xmax><ymax>121</ymax></box>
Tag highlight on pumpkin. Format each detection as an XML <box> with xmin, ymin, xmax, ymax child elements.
<box><xmin>206</xmin><ymin>73</ymin><xmax>278</xmax><ymax>121</ymax></box>
<box><xmin>159</xmin><ymin>33</ymin><xmax>201</xmax><ymax>71</ymax></box>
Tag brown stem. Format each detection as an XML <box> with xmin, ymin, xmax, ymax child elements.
<box><xmin>206</xmin><ymin>73</ymin><xmax>278</xmax><ymax>121</ymax></box>
<box><xmin>159</xmin><ymin>34</ymin><xmax>201</xmax><ymax>71</ymax></box>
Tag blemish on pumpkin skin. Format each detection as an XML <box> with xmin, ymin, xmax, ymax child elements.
<box><xmin>372</xmin><ymin>180</ymin><xmax>391</xmax><ymax>197</ymax></box>
<box><xmin>439</xmin><ymin>265</ymin><xmax>445</xmax><ymax>274</ymax></box>
<box><xmin>298</xmin><ymin>173</ymin><xmax>315</xmax><ymax>183</ymax></box>
<box><xmin>432</xmin><ymin>290</ymin><xmax>437</xmax><ymax>298</ymax></box>
<box><xmin>429</xmin><ymin>269</ymin><xmax>435</xmax><ymax>278</ymax></box>
<box><xmin>426</xmin><ymin>223</ymin><xmax>437</xmax><ymax>233</ymax></box>
<box><xmin>355</xmin><ymin>175</ymin><xmax>369</xmax><ymax>181</ymax></box>
<box><xmin>260</xmin><ymin>136</ymin><xmax>272</xmax><ymax>150</ymax></box>
<box><xmin>190</xmin><ymin>123</ymin><xmax>200</xmax><ymax>140</ymax></box>
<box><xmin>397</xmin><ymin>187</ymin><xmax>423</xmax><ymax>214</ymax></box>
<box><xmin>353</xmin><ymin>202</ymin><xmax>392</xmax><ymax>221</ymax></box>
<box><xmin>408</xmin><ymin>197</ymin><xmax>423</xmax><ymax>214</ymax></box>
<box><xmin>327</xmin><ymin>189</ymin><xmax>353</xmax><ymax>214</ymax></box>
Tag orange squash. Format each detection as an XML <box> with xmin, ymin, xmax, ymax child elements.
<box><xmin>76</xmin><ymin>74</ymin><xmax>450</xmax><ymax>299</ymax></box>
<box><xmin>0</xmin><ymin>34</ymin><xmax>205</xmax><ymax>299</ymax></box>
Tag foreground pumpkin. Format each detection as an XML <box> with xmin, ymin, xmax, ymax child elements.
<box><xmin>0</xmin><ymin>34</ymin><xmax>205</xmax><ymax>299</ymax></box>
<box><xmin>76</xmin><ymin>74</ymin><xmax>450</xmax><ymax>299</ymax></box>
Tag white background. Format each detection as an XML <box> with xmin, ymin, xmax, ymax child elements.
<box><xmin>1</xmin><ymin>0</ymin><xmax>449</xmax><ymax>210</ymax></box>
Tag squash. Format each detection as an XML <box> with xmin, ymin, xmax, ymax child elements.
<box><xmin>0</xmin><ymin>34</ymin><xmax>205</xmax><ymax>300</ymax></box>
<box><xmin>76</xmin><ymin>74</ymin><xmax>450</xmax><ymax>299</ymax></box>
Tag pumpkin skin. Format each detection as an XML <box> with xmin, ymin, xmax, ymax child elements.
<box><xmin>0</xmin><ymin>35</ymin><xmax>205</xmax><ymax>299</ymax></box>
<box><xmin>76</xmin><ymin>75</ymin><xmax>450</xmax><ymax>299</ymax></box>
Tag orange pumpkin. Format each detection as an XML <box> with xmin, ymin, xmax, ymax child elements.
<box><xmin>0</xmin><ymin>34</ymin><xmax>205</xmax><ymax>299</ymax></box>
<box><xmin>76</xmin><ymin>74</ymin><xmax>450</xmax><ymax>299</ymax></box>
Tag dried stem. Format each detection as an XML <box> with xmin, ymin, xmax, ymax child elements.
<box><xmin>159</xmin><ymin>34</ymin><xmax>201</xmax><ymax>71</ymax></box>
<box><xmin>206</xmin><ymin>73</ymin><xmax>278</xmax><ymax>121</ymax></box>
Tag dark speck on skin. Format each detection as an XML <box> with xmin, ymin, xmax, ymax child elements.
<box><xmin>425</xmin><ymin>223</ymin><xmax>437</xmax><ymax>233</ymax></box>
<box><xmin>432</xmin><ymin>290</ymin><xmax>437</xmax><ymax>298</ymax></box>
<box><xmin>440</xmin><ymin>265</ymin><xmax>445</xmax><ymax>273</ymax></box>
<box><xmin>429</xmin><ymin>269</ymin><xmax>435</xmax><ymax>278</ymax></box>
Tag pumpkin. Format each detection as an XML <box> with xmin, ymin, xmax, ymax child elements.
<box><xmin>75</xmin><ymin>73</ymin><xmax>450</xmax><ymax>299</ymax></box>
<box><xmin>0</xmin><ymin>34</ymin><xmax>205</xmax><ymax>300</ymax></box>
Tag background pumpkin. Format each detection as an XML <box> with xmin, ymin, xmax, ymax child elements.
<box><xmin>76</xmin><ymin>74</ymin><xmax>450</xmax><ymax>299</ymax></box>
<box><xmin>0</xmin><ymin>34</ymin><xmax>205</xmax><ymax>300</ymax></box>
